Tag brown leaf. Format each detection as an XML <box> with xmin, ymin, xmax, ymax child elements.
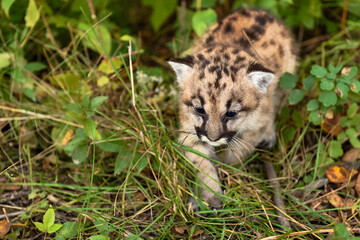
<box><xmin>0</xmin><ymin>221</ymin><xmax>11</xmax><ymax>238</ymax></box>
<box><xmin>342</xmin><ymin>148</ymin><xmax>360</xmax><ymax>163</ymax></box>
<box><xmin>345</xmin><ymin>198</ymin><xmax>355</xmax><ymax>208</ymax></box>
<box><xmin>322</xmin><ymin>113</ymin><xmax>343</xmax><ymax>136</ymax></box>
<box><xmin>327</xmin><ymin>191</ymin><xmax>344</xmax><ymax>208</ymax></box>
<box><xmin>326</xmin><ymin>166</ymin><xmax>351</xmax><ymax>183</ymax></box>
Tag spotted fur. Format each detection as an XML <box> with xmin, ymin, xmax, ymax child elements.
<box><xmin>168</xmin><ymin>8</ymin><xmax>297</xmax><ymax>210</ymax></box>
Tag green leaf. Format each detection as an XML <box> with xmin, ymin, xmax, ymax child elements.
<box><xmin>319</xmin><ymin>78</ymin><xmax>334</xmax><ymax>91</ymax></box>
<box><xmin>326</xmin><ymin>72</ymin><xmax>336</xmax><ymax>80</ymax></box>
<box><xmin>94</xmin><ymin>220</ymin><xmax>114</xmax><ymax>233</ymax></box>
<box><xmin>43</xmin><ymin>205</ymin><xmax>55</xmax><ymax>229</ymax></box>
<box><xmin>57</xmin><ymin>222</ymin><xmax>79</xmax><ymax>238</ymax></box>
<box><xmin>279</xmin><ymin>72</ymin><xmax>297</xmax><ymax>90</ymax></box>
<box><xmin>71</xmin><ymin>142</ymin><xmax>89</xmax><ymax>164</ymax></box>
<box><xmin>89</xmin><ymin>234</ymin><xmax>110</xmax><ymax>240</ymax></box>
<box><xmin>90</xmin><ymin>96</ymin><xmax>108</xmax><ymax>109</ymax></box>
<box><xmin>334</xmin><ymin>223</ymin><xmax>350</xmax><ymax>239</ymax></box>
<box><xmin>308</xmin><ymin>110</ymin><xmax>322</xmax><ymax>125</ymax></box>
<box><xmin>347</xmin><ymin>103</ymin><xmax>358</xmax><ymax>119</ymax></box>
<box><xmin>310</xmin><ymin>65</ymin><xmax>327</xmax><ymax>78</ymax></box>
<box><xmin>25</xmin><ymin>0</ymin><xmax>40</xmax><ymax>28</ymax></box>
<box><xmin>78</xmin><ymin>23</ymin><xmax>112</xmax><ymax>55</ymax></box>
<box><xmin>350</xmin><ymin>80</ymin><xmax>360</xmax><ymax>93</ymax></box>
<box><xmin>190</xmin><ymin>0</ymin><xmax>216</xmax><ymax>8</ymax></box>
<box><xmin>48</xmin><ymin>223</ymin><xmax>63</xmax><ymax>233</ymax></box>
<box><xmin>306</xmin><ymin>99</ymin><xmax>319</xmax><ymax>111</ymax></box>
<box><xmin>291</xmin><ymin>110</ymin><xmax>303</xmax><ymax>128</ymax></box>
<box><xmin>82</xmin><ymin>95</ymin><xmax>91</xmax><ymax>108</ymax></box>
<box><xmin>329</xmin><ymin>64</ymin><xmax>342</xmax><ymax>74</ymax></box>
<box><xmin>97</xmin><ymin>140</ymin><xmax>124</xmax><ymax>153</ymax></box>
<box><xmin>192</xmin><ymin>9</ymin><xmax>217</xmax><ymax>36</ymax></box>
<box><xmin>335</xmin><ymin>82</ymin><xmax>349</xmax><ymax>98</ymax></box>
<box><xmin>319</xmin><ymin>91</ymin><xmax>337</xmax><ymax>107</ymax></box>
<box><xmin>135</xmin><ymin>154</ymin><xmax>148</xmax><ymax>172</ymax></box>
<box><xmin>142</xmin><ymin>0</ymin><xmax>177</xmax><ymax>31</ymax></box>
<box><xmin>328</xmin><ymin>140</ymin><xmax>343</xmax><ymax>158</ymax></box>
<box><xmin>83</xmin><ymin>118</ymin><xmax>101</xmax><ymax>140</ymax></box>
<box><xmin>346</xmin><ymin>128</ymin><xmax>360</xmax><ymax>148</ymax></box>
<box><xmin>1</xmin><ymin>0</ymin><xmax>15</xmax><ymax>17</ymax></box>
<box><xmin>22</xmin><ymin>88</ymin><xmax>36</xmax><ymax>102</ymax></box>
<box><xmin>303</xmin><ymin>75</ymin><xmax>316</xmax><ymax>91</ymax></box>
<box><xmin>64</xmin><ymin>103</ymin><xmax>82</xmax><ymax>114</ymax></box>
<box><xmin>345</xmin><ymin>66</ymin><xmax>358</xmax><ymax>79</ymax></box>
<box><xmin>337</xmin><ymin>132</ymin><xmax>347</xmax><ymax>141</ymax></box>
<box><xmin>114</xmin><ymin>152</ymin><xmax>132</xmax><ymax>174</ymax></box>
<box><xmin>24</xmin><ymin>62</ymin><xmax>47</xmax><ymax>72</ymax></box>
<box><xmin>282</xmin><ymin>127</ymin><xmax>296</xmax><ymax>145</ymax></box>
<box><xmin>0</xmin><ymin>52</ymin><xmax>11</xmax><ymax>69</ymax></box>
<box><xmin>288</xmin><ymin>89</ymin><xmax>304</xmax><ymax>105</ymax></box>
<box><xmin>34</xmin><ymin>222</ymin><xmax>46</xmax><ymax>232</ymax></box>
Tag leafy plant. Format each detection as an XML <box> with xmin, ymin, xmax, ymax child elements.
<box><xmin>33</xmin><ymin>205</ymin><xmax>62</xmax><ymax>236</ymax></box>
<box><xmin>280</xmin><ymin>64</ymin><xmax>360</xmax><ymax>161</ymax></box>
<box><xmin>65</xmin><ymin>95</ymin><xmax>108</xmax><ymax>141</ymax></box>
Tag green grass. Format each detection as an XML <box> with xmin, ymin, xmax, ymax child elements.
<box><xmin>1</xmin><ymin>1</ymin><xmax>360</xmax><ymax>239</ymax></box>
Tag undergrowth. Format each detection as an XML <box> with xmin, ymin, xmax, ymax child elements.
<box><xmin>0</xmin><ymin>0</ymin><xmax>360</xmax><ymax>239</ymax></box>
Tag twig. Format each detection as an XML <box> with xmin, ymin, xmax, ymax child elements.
<box><xmin>0</xmin><ymin>105</ymin><xmax>82</xmax><ymax>128</ymax></box>
<box><xmin>179</xmin><ymin>0</ymin><xmax>186</xmax><ymax>53</ymax></box>
<box><xmin>341</xmin><ymin>0</ymin><xmax>349</xmax><ymax>31</ymax></box>
<box><xmin>260</xmin><ymin>227</ymin><xmax>360</xmax><ymax>240</ymax></box>
<box><xmin>129</xmin><ymin>40</ymin><xmax>136</xmax><ymax>108</ymax></box>
<box><xmin>264</xmin><ymin>162</ymin><xmax>291</xmax><ymax>229</ymax></box>
<box><xmin>0</xmin><ymin>210</ymin><xmax>26</xmax><ymax>219</ymax></box>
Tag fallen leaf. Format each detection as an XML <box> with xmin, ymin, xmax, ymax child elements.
<box><xmin>0</xmin><ymin>221</ymin><xmax>11</xmax><ymax>238</ymax></box>
<box><xmin>327</xmin><ymin>190</ymin><xmax>344</xmax><ymax>208</ymax></box>
<box><xmin>342</xmin><ymin>148</ymin><xmax>360</xmax><ymax>162</ymax></box>
<box><xmin>326</xmin><ymin>166</ymin><xmax>351</xmax><ymax>183</ymax></box>
<box><xmin>322</xmin><ymin>113</ymin><xmax>343</xmax><ymax>136</ymax></box>
<box><xmin>345</xmin><ymin>198</ymin><xmax>355</xmax><ymax>208</ymax></box>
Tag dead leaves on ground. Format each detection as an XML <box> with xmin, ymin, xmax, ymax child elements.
<box><xmin>0</xmin><ymin>221</ymin><xmax>11</xmax><ymax>238</ymax></box>
<box><xmin>316</xmin><ymin>164</ymin><xmax>360</xmax><ymax>222</ymax></box>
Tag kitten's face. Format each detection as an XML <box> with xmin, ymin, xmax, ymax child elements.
<box><xmin>169</xmin><ymin>48</ymin><xmax>274</xmax><ymax>146</ymax></box>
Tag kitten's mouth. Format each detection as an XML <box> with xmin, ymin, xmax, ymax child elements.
<box><xmin>199</xmin><ymin>136</ymin><xmax>228</xmax><ymax>147</ymax></box>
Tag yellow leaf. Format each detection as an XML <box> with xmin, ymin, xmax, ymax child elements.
<box><xmin>25</xmin><ymin>0</ymin><xmax>40</xmax><ymax>28</ymax></box>
<box><xmin>325</xmin><ymin>166</ymin><xmax>350</xmax><ymax>183</ymax></box>
<box><xmin>327</xmin><ymin>191</ymin><xmax>344</xmax><ymax>208</ymax></box>
<box><xmin>97</xmin><ymin>76</ymin><xmax>109</xmax><ymax>87</ymax></box>
<box><xmin>97</xmin><ymin>58</ymin><xmax>123</xmax><ymax>74</ymax></box>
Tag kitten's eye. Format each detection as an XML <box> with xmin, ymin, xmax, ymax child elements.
<box><xmin>225</xmin><ymin>111</ymin><xmax>237</xmax><ymax>118</ymax></box>
<box><xmin>195</xmin><ymin>107</ymin><xmax>206</xmax><ymax>115</ymax></box>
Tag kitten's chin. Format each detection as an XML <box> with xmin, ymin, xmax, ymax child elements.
<box><xmin>200</xmin><ymin>136</ymin><xmax>228</xmax><ymax>147</ymax></box>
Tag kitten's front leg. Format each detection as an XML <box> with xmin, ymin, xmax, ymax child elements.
<box><xmin>180</xmin><ymin>134</ymin><xmax>222</xmax><ymax>210</ymax></box>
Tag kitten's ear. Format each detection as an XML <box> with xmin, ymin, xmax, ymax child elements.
<box><xmin>168</xmin><ymin>55</ymin><xmax>194</xmax><ymax>84</ymax></box>
<box><xmin>246</xmin><ymin>62</ymin><xmax>275</xmax><ymax>94</ymax></box>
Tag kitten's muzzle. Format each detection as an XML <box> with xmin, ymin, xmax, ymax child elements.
<box><xmin>195</xmin><ymin>127</ymin><xmax>236</xmax><ymax>145</ymax></box>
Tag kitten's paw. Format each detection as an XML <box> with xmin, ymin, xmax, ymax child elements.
<box><xmin>206</xmin><ymin>195</ymin><xmax>222</xmax><ymax>209</ymax></box>
<box><xmin>187</xmin><ymin>196</ymin><xmax>200</xmax><ymax>213</ymax></box>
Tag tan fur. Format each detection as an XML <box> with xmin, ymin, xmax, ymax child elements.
<box><xmin>169</xmin><ymin>8</ymin><xmax>297</xmax><ymax>210</ymax></box>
